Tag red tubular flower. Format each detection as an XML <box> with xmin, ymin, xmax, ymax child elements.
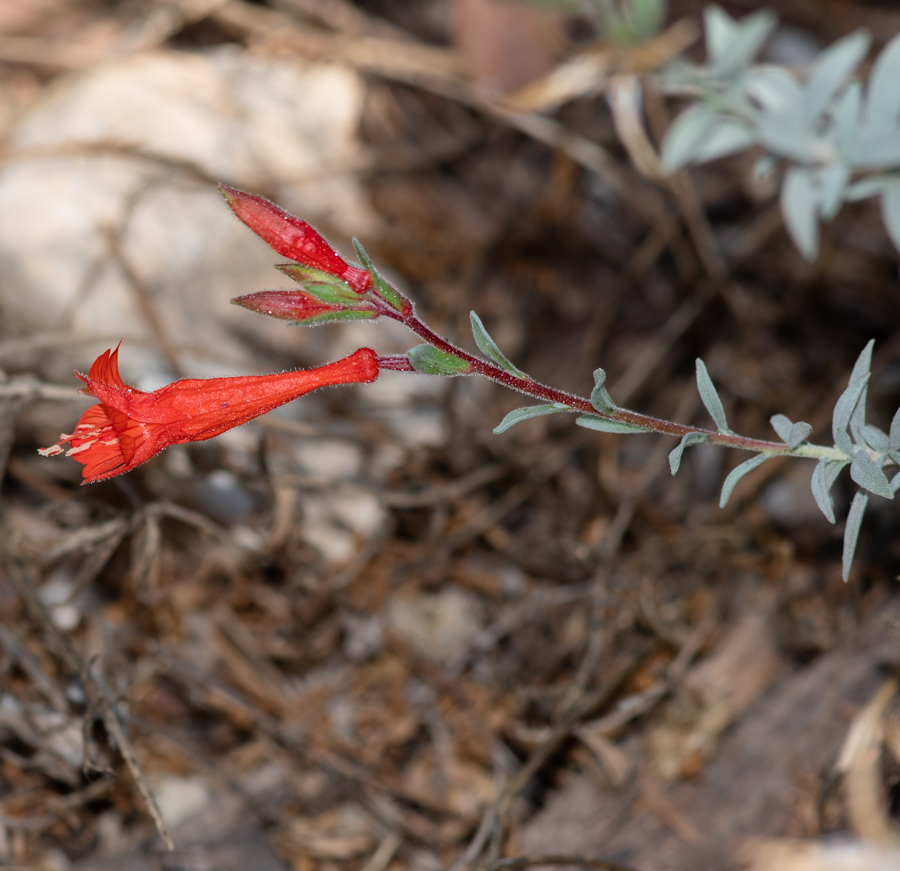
<box><xmin>40</xmin><ymin>344</ymin><xmax>380</xmax><ymax>483</ymax></box>
<box><xmin>219</xmin><ymin>185</ymin><xmax>372</xmax><ymax>293</ymax></box>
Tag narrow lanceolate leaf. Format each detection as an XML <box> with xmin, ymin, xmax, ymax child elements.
<box><xmin>576</xmin><ymin>415</ymin><xmax>649</xmax><ymax>435</ymax></box>
<box><xmin>494</xmin><ymin>403</ymin><xmax>571</xmax><ymax>434</ymax></box>
<box><xmin>719</xmin><ymin>454</ymin><xmax>772</xmax><ymax>508</ymax></box>
<box><xmin>781</xmin><ymin>166</ymin><xmax>820</xmax><ymax>261</ymax></box>
<box><xmin>591</xmin><ymin>368</ymin><xmax>615</xmax><ymax>414</ymax></box>
<box><xmin>669</xmin><ymin>432</ymin><xmax>708</xmax><ymax>476</ymax></box>
<box><xmin>849</xmin><ymin>450</ymin><xmax>893</xmax><ymax>499</ymax></box>
<box><xmin>862</xmin><ymin>424</ymin><xmax>889</xmax><ymax>453</ymax></box>
<box><xmin>880</xmin><ymin>183</ymin><xmax>900</xmax><ymax>253</ymax></box>
<box><xmin>890</xmin><ymin>405</ymin><xmax>900</xmax><ymax>452</ymax></box>
<box><xmin>892</xmin><ymin>471</ymin><xmax>900</xmax><ymax>493</ymax></box>
<box><xmin>696</xmin><ymin>359</ymin><xmax>730</xmax><ymax>434</ymax></box>
<box><xmin>800</xmin><ymin>30</ymin><xmax>870</xmax><ymax>125</ymax></box>
<box><xmin>842</xmin><ymin>490</ymin><xmax>869</xmax><ymax>581</ymax></box>
<box><xmin>832</xmin><ymin>372</ymin><xmax>870</xmax><ymax>456</ymax></box>
<box><xmin>770</xmin><ymin>414</ymin><xmax>793</xmax><ymax>444</ymax></box>
<box><xmin>469</xmin><ymin>312</ymin><xmax>527</xmax><ymax>379</ymax></box>
<box><xmin>848</xmin><ymin>340</ymin><xmax>875</xmax><ymax>445</ymax></box>
<box><xmin>811</xmin><ymin>457</ymin><xmax>849</xmax><ymax>523</ymax></box>
<box><xmin>865</xmin><ymin>33</ymin><xmax>900</xmax><ymax>138</ymax></box>
<box><xmin>660</xmin><ymin>106</ymin><xmax>717</xmax><ymax>172</ymax></box>
<box><xmin>407</xmin><ymin>345</ymin><xmax>473</xmax><ymax>376</ymax></box>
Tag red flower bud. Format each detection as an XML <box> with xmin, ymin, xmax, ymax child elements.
<box><xmin>232</xmin><ymin>290</ymin><xmax>378</xmax><ymax>325</ymax></box>
<box><xmin>220</xmin><ymin>185</ymin><xmax>372</xmax><ymax>293</ymax></box>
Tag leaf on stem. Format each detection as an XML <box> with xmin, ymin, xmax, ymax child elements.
<box><xmin>810</xmin><ymin>457</ymin><xmax>849</xmax><ymax>523</ymax></box>
<box><xmin>770</xmin><ymin>414</ymin><xmax>813</xmax><ymax>449</ymax></box>
<box><xmin>849</xmin><ymin>449</ymin><xmax>893</xmax><ymax>499</ymax></box>
<box><xmin>494</xmin><ymin>403</ymin><xmax>572</xmax><ymax>434</ymax></box>
<box><xmin>407</xmin><ymin>345</ymin><xmax>473</xmax><ymax>376</ymax></box>
<box><xmin>669</xmin><ymin>432</ymin><xmax>708</xmax><ymax>476</ymax></box>
<box><xmin>696</xmin><ymin>358</ymin><xmax>730</xmax><ymax>434</ymax></box>
<box><xmin>890</xmin><ymin>405</ymin><xmax>900</xmax><ymax>453</ymax></box>
<box><xmin>591</xmin><ymin>368</ymin><xmax>615</xmax><ymax>414</ymax></box>
<box><xmin>576</xmin><ymin>415</ymin><xmax>649</xmax><ymax>434</ymax></box>
<box><xmin>469</xmin><ymin>312</ymin><xmax>527</xmax><ymax>379</ymax></box>
<box><xmin>832</xmin><ymin>343</ymin><xmax>873</xmax><ymax>456</ymax></box>
<box><xmin>861</xmin><ymin>424</ymin><xmax>889</xmax><ymax>453</ymax></box>
<box><xmin>719</xmin><ymin>453</ymin><xmax>771</xmax><ymax>508</ymax></box>
<box><xmin>842</xmin><ymin>490</ymin><xmax>869</xmax><ymax>581</ymax></box>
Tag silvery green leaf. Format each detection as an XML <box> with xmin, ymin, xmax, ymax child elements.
<box><xmin>880</xmin><ymin>183</ymin><xmax>900</xmax><ymax>252</ymax></box>
<box><xmin>781</xmin><ymin>166</ymin><xmax>820</xmax><ymax>261</ymax></box>
<box><xmin>719</xmin><ymin>453</ymin><xmax>771</xmax><ymax>508</ymax></box>
<box><xmin>494</xmin><ymin>403</ymin><xmax>572</xmax><ymax>434</ymax></box>
<box><xmin>801</xmin><ymin>30</ymin><xmax>870</xmax><ymax>125</ymax></box>
<box><xmin>865</xmin><ymin>33</ymin><xmax>900</xmax><ymax>138</ymax></box>
<box><xmin>850</xmin><ymin>449</ymin><xmax>893</xmax><ymax>499</ymax></box>
<box><xmin>576</xmin><ymin>415</ymin><xmax>649</xmax><ymax>434</ymax></box>
<box><xmin>818</xmin><ymin>163</ymin><xmax>850</xmax><ymax>221</ymax></box>
<box><xmin>890</xmin><ymin>406</ymin><xmax>900</xmax><ymax>451</ymax></box>
<box><xmin>746</xmin><ymin>65</ymin><xmax>802</xmax><ymax>113</ymax></box>
<box><xmin>669</xmin><ymin>432</ymin><xmax>708</xmax><ymax>476</ymax></box>
<box><xmin>660</xmin><ymin>106</ymin><xmax>717</xmax><ymax>171</ymax></box>
<box><xmin>848</xmin><ymin>339</ymin><xmax>874</xmax><ymax>443</ymax></box>
<box><xmin>846</xmin><ymin>176</ymin><xmax>899</xmax><ymax>201</ymax></box>
<box><xmin>842</xmin><ymin>490</ymin><xmax>868</xmax><ymax>581</ymax></box>
<box><xmin>710</xmin><ymin>9</ymin><xmax>777</xmax><ymax>78</ymax></box>
<box><xmin>788</xmin><ymin>421</ymin><xmax>813</xmax><ymax>448</ymax></box>
<box><xmin>695</xmin><ymin>358</ymin><xmax>730</xmax><ymax>434</ymax></box>
<box><xmin>591</xmin><ymin>368</ymin><xmax>615</xmax><ymax>414</ymax></box>
<box><xmin>703</xmin><ymin>5</ymin><xmax>737</xmax><ymax>63</ymax></box>
<box><xmin>862</xmin><ymin>424</ymin><xmax>890</xmax><ymax>454</ymax></box>
<box><xmin>770</xmin><ymin>414</ymin><xmax>794</xmax><ymax>443</ymax></box>
<box><xmin>470</xmin><ymin>311</ymin><xmax>526</xmax><ymax>378</ymax></box>
<box><xmin>832</xmin><ymin>374</ymin><xmax>869</xmax><ymax>455</ymax></box>
<box><xmin>851</xmin><ymin>134</ymin><xmax>900</xmax><ymax>168</ymax></box>
<box><xmin>755</xmin><ymin>113</ymin><xmax>818</xmax><ymax>161</ymax></box>
<box><xmin>811</xmin><ymin>458</ymin><xmax>849</xmax><ymax>523</ymax></box>
<box><xmin>693</xmin><ymin>118</ymin><xmax>755</xmax><ymax>164</ymax></box>
<box><xmin>829</xmin><ymin>81</ymin><xmax>861</xmax><ymax>156</ymax></box>
<box><xmin>892</xmin><ymin>470</ymin><xmax>900</xmax><ymax>493</ymax></box>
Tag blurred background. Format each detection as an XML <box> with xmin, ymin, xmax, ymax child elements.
<box><xmin>2</xmin><ymin>1</ymin><xmax>900</xmax><ymax>869</ymax></box>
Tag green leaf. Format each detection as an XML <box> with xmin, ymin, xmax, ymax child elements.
<box><xmin>832</xmin><ymin>343</ymin><xmax>873</xmax><ymax>455</ymax></box>
<box><xmin>842</xmin><ymin>490</ymin><xmax>868</xmax><ymax>581</ymax></box>
<box><xmin>848</xmin><ymin>339</ymin><xmax>874</xmax><ymax>444</ymax></box>
<box><xmin>892</xmin><ymin>470</ymin><xmax>900</xmax><ymax>494</ymax></box>
<box><xmin>862</xmin><ymin>424</ymin><xmax>889</xmax><ymax>453</ymax></box>
<box><xmin>889</xmin><ymin>406</ymin><xmax>900</xmax><ymax>452</ymax></box>
<box><xmin>811</xmin><ymin>457</ymin><xmax>849</xmax><ymax>523</ymax></box>
<box><xmin>880</xmin><ymin>182</ymin><xmax>900</xmax><ymax>253</ymax></box>
<box><xmin>829</xmin><ymin>81</ymin><xmax>861</xmax><ymax>156</ymax></box>
<box><xmin>801</xmin><ymin>30</ymin><xmax>870</xmax><ymax>125</ymax></box>
<box><xmin>576</xmin><ymin>415</ymin><xmax>649</xmax><ymax>434</ymax></box>
<box><xmin>755</xmin><ymin>112</ymin><xmax>818</xmax><ymax>162</ymax></box>
<box><xmin>719</xmin><ymin>453</ymin><xmax>771</xmax><ymax>508</ymax></box>
<box><xmin>695</xmin><ymin>358</ymin><xmax>730</xmax><ymax>434</ymax></box>
<box><xmin>865</xmin><ymin>33</ymin><xmax>900</xmax><ymax>139</ymax></box>
<box><xmin>352</xmin><ymin>238</ymin><xmax>409</xmax><ymax>313</ymax></box>
<box><xmin>591</xmin><ymin>368</ymin><xmax>615</xmax><ymax>414</ymax></box>
<box><xmin>703</xmin><ymin>5</ymin><xmax>737</xmax><ymax>63</ymax></box>
<box><xmin>707</xmin><ymin>7</ymin><xmax>776</xmax><ymax>78</ymax></box>
<box><xmin>746</xmin><ymin>66</ymin><xmax>802</xmax><ymax>114</ymax></box>
<box><xmin>846</xmin><ymin>175</ymin><xmax>900</xmax><ymax>201</ymax></box>
<box><xmin>692</xmin><ymin>118</ymin><xmax>755</xmax><ymax>164</ymax></box>
<box><xmin>850</xmin><ymin>449</ymin><xmax>893</xmax><ymax>499</ymax></box>
<box><xmin>780</xmin><ymin>166</ymin><xmax>820</xmax><ymax>260</ymax></box>
<box><xmin>469</xmin><ymin>312</ymin><xmax>527</xmax><ymax>379</ymax></box>
<box><xmin>818</xmin><ymin>163</ymin><xmax>850</xmax><ymax>221</ymax></box>
<box><xmin>660</xmin><ymin>106</ymin><xmax>717</xmax><ymax>172</ymax></box>
<box><xmin>772</xmin><ymin>414</ymin><xmax>813</xmax><ymax>449</ymax></box>
<box><xmin>494</xmin><ymin>403</ymin><xmax>571</xmax><ymax>434</ymax></box>
<box><xmin>407</xmin><ymin>345</ymin><xmax>473</xmax><ymax>376</ymax></box>
<box><xmin>669</xmin><ymin>432</ymin><xmax>708</xmax><ymax>476</ymax></box>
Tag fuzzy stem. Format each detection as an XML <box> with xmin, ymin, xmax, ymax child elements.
<box><xmin>385</xmin><ymin>306</ymin><xmax>847</xmax><ymax>462</ymax></box>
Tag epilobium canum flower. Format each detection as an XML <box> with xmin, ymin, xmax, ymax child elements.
<box><xmin>40</xmin><ymin>344</ymin><xmax>380</xmax><ymax>483</ymax></box>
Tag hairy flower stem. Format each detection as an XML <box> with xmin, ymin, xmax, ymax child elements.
<box><xmin>385</xmin><ymin>306</ymin><xmax>847</xmax><ymax>462</ymax></box>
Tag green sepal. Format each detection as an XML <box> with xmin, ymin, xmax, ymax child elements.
<box><xmin>289</xmin><ymin>308</ymin><xmax>379</xmax><ymax>327</ymax></box>
<box><xmin>276</xmin><ymin>263</ymin><xmax>359</xmax><ymax>296</ymax></box>
<box><xmin>352</xmin><ymin>238</ymin><xmax>411</xmax><ymax>314</ymax></box>
<box><xmin>408</xmin><ymin>345</ymin><xmax>473</xmax><ymax>376</ymax></box>
<box><xmin>576</xmin><ymin>415</ymin><xmax>649</xmax><ymax>434</ymax></box>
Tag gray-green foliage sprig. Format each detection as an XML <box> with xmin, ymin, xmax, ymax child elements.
<box><xmin>659</xmin><ymin>6</ymin><xmax>900</xmax><ymax>260</ymax></box>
